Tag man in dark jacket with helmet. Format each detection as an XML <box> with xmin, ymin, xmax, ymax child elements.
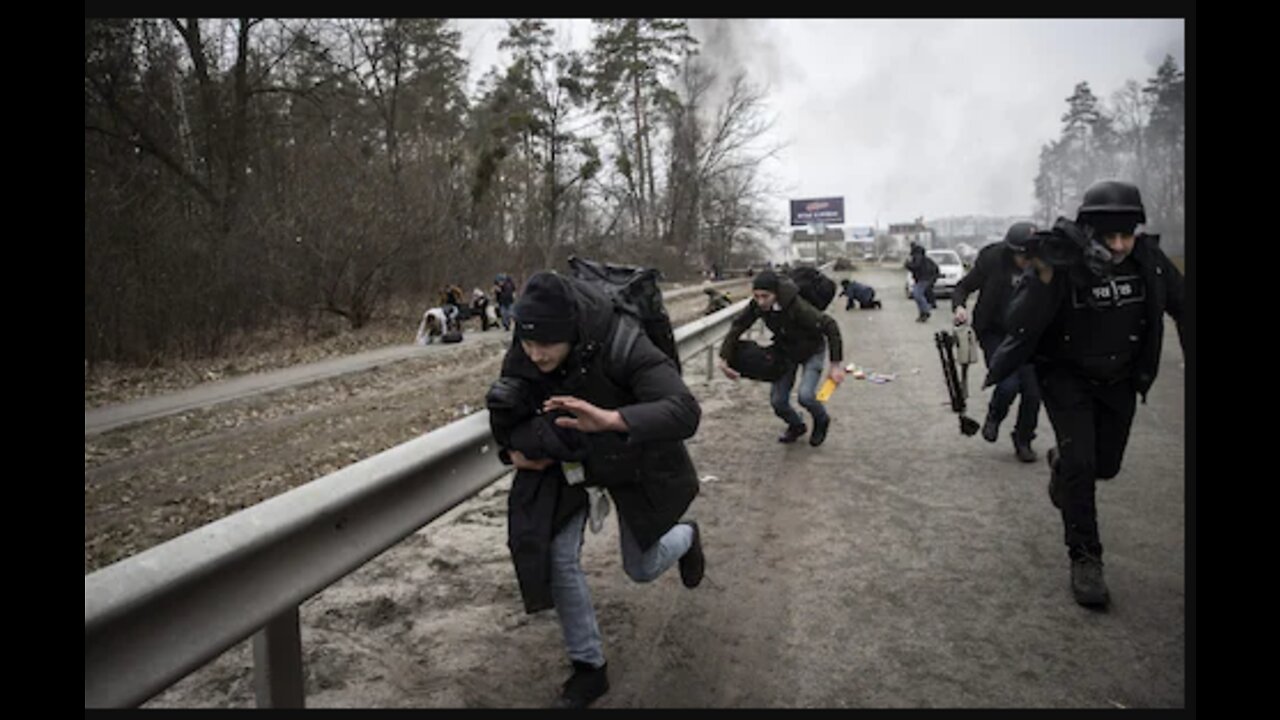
<box><xmin>488</xmin><ymin>271</ymin><xmax>706</xmax><ymax>708</ymax></box>
<box><xmin>986</xmin><ymin>180</ymin><xmax>1185</xmax><ymax>609</ymax></box>
<box><xmin>952</xmin><ymin>222</ymin><xmax>1043</xmax><ymax>462</ymax></box>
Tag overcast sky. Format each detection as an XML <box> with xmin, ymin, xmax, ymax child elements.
<box><xmin>455</xmin><ymin>18</ymin><xmax>1185</xmax><ymax>231</ymax></box>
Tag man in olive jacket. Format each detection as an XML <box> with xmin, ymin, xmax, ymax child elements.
<box><xmin>717</xmin><ymin>270</ymin><xmax>846</xmax><ymax>446</ymax></box>
<box><xmin>493</xmin><ymin>271</ymin><xmax>706</xmax><ymax>708</ymax></box>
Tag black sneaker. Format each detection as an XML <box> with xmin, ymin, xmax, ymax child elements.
<box><xmin>809</xmin><ymin>416</ymin><xmax>831</xmax><ymax>447</ymax></box>
<box><xmin>1013</xmin><ymin>433</ymin><xmax>1037</xmax><ymax>463</ymax></box>
<box><xmin>679</xmin><ymin>522</ymin><xmax>704</xmax><ymax>588</ymax></box>
<box><xmin>981</xmin><ymin>413</ymin><xmax>999</xmax><ymax>443</ymax></box>
<box><xmin>552</xmin><ymin>661</ymin><xmax>609</xmax><ymax>709</ymax></box>
<box><xmin>1047</xmin><ymin>447</ymin><xmax>1064</xmax><ymax>509</ymax></box>
<box><xmin>778</xmin><ymin>423</ymin><xmax>807</xmax><ymax>443</ymax></box>
<box><xmin>1070</xmin><ymin>554</ymin><xmax>1110</xmax><ymax>608</ymax></box>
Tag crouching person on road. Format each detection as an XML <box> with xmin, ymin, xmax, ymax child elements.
<box><xmin>717</xmin><ymin>270</ymin><xmax>845</xmax><ymax>447</ymax></box>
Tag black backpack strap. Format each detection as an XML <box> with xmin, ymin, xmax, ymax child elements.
<box><xmin>608</xmin><ymin>313</ymin><xmax>642</xmax><ymax>385</ymax></box>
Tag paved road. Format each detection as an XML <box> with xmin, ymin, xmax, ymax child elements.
<box><xmin>147</xmin><ymin>266</ymin><xmax>1188</xmax><ymax>708</ymax></box>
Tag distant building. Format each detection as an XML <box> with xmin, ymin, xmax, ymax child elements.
<box><xmin>888</xmin><ymin>221</ymin><xmax>935</xmax><ymax>252</ymax></box>
<box><xmin>790</xmin><ymin>227</ymin><xmax>846</xmax><ymax>263</ymax></box>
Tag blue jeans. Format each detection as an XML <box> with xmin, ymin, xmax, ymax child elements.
<box><xmin>912</xmin><ymin>281</ymin><xmax>933</xmax><ymax>316</ymax></box>
<box><xmin>979</xmin><ymin>331</ymin><xmax>1041</xmax><ymax>442</ymax></box>
<box><xmin>770</xmin><ymin>348</ymin><xmax>829</xmax><ymax>428</ymax></box>
<box><xmin>549</xmin><ymin>506</ymin><xmax>694</xmax><ymax>667</ymax></box>
<box><xmin>499</xmin><ymin>302</ymin><xmax>513</xmax><ymax>330</ymax></box>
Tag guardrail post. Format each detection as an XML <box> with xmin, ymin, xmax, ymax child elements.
<box><xmin>253</xmin><ymin>606</ymin><xmax>305</xmax><ymax>708</ymax></box>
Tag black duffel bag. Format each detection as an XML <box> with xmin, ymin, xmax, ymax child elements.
<box><xmin>728</xmin><ymin>340</ymin><xmax>794</xmax><ymax>382</ymax></box>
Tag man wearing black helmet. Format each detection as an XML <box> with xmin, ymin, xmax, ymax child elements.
<box><xmin>952</xmin><ymin>222</ymin><xmax>1043</xmax><ymax>463</ymax></box>
<box><xmin>985</xmin><ymin>181</ymin><xmax>1185</xmax><ymax>609</ymax></box>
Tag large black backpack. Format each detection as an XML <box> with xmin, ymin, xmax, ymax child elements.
<box><xmin>788</xmin><ymin>266</ymin><xmax>837</xmax><ymax>311</ymax></box>
<box><xmin>568</xmin><ymin>256</ymin><xmax>681</xmax><ymax>374</ymax></box>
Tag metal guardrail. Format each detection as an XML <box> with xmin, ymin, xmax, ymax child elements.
<box><xmin>660</xmin><ymin>276</ymin><xmax>749</xmax><ymax>303</ymax></box>
<box><xmin>85</xmin><ymin>262</ymin><xmax>839</xmax><ymax>707</ymax></box>
<box><xmin>85</xmin><ymin>298</ymin><xmax>752</xmax><ymax>709</ymax></box>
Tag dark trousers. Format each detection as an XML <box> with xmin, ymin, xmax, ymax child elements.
<box><xmin>1038</xmin><ymin>368</ymin><xmax>1137</xmax><ymax>559</ymax></box>
<box><xmin>979</xmin><ymin>331</ymin><xmax>1041</xmax><ymax>443</ymax></box>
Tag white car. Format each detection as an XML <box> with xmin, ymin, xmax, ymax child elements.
<box><xmin>904</xmin><ymin>249</ymin><xmax>965</xmax><ymax>298</ymax></box>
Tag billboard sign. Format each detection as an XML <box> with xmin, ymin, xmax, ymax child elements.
<box><xmin>790</xmin><ymin>197</ymin><xmax>845</xmax><ymax>226</ymax></box>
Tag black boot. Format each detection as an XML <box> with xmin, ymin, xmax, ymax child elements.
<box><xmin>778</xmin><ymin>423</ymin><xmax>807</xmax><ymax>444</ymax></box>
<box><xmin>1069</xmin><ymin>552</ymin><xmax>1110</xmax><ymax>609</ymax></box>
<box><xmin>552</xmin><ymin>661</ymin><xmax>610</xmax><ymax>709</ymax></box>
<box><xmin>981</xmin><ymin>411</ymin><xmax>999</xmax><ymax>443</ymax></box>
<box><xmin>679</xmin><ymin>521</ymin><xmax>705</xmax><ymax>588</ymax></box>
<box><xmin>809</xmin><ymin>415</ymin><xmax>831</xmax><ymax>447</ymax></box>
<box><xmin>1012</xmin><ymin>432</ymin><xmax>1037</xmax><ymax>463</ymax></box>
